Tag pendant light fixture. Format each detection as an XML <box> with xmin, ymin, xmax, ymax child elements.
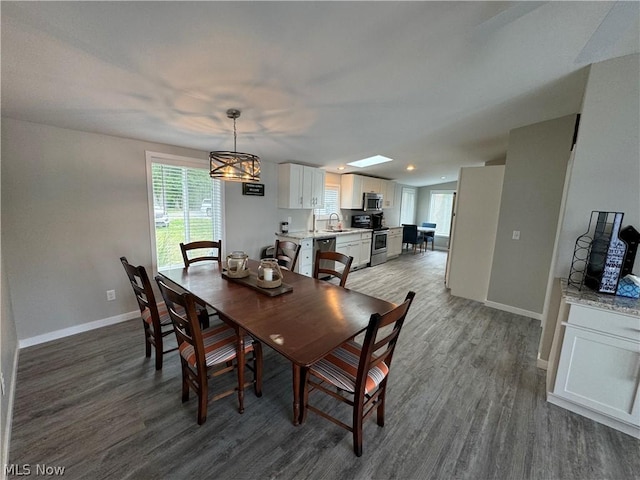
<box><xmin>209</xmin><ymin>109</ymin><xmax>261</xmax><ymax>182</ymax></box>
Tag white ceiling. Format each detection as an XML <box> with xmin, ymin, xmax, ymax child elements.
<box><xmin>2</xmin><ymin>1</ymin><xmax>638</xmax><ymax>186</ymax></box>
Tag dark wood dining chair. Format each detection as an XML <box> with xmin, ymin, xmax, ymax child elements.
<box><xmin>300</xmin><ymin>291</ymin><xmax>416</xmax><ymax>457</ymax></box>
<box><xmin>313</xmin><ymin>250</ymin><xmax>354</xmax><ymax>288</ymax></box>
<box><xmin>421</xmin><ymin>222</ymin><xmax>436</xmax><ymax>251</ymax></box>
<box><xmin>155</xmin><ymin>276</ymin><xmax>263</xmax><ymax>425</ymax></box>
<box><xmin>274</xmin><ymin>239</ymin><xmax>301</xmax><ymax>271</ymax></box>
<box><xmin>180</xmin><ymin>240</ymin><xmax>222</xmax><ymax>268</ymax></box>
<box><xmin>120</xmin><ymin>256</ymin><xmax>177</xmax><ymax>370</ymax></box>
<box><xmin>401</xmin><ymin>224</ymin><xmax>424</xmax><ymax>253</ymax></box>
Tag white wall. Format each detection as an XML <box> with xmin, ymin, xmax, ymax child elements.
<box><xmin>1</xmin><ymin>119</ymin><xmax>280</xmax><ymax>343</ymax></box>
<box><xmin>556</xmin><ymin>54</ymin><xmax>640</xmax><ymax>277</ymax></box>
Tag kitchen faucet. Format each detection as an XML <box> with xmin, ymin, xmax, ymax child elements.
<box><xmin>328</xmin><ymin>213</ymin><xmax>340</xmax><ymax>230</ymax></box>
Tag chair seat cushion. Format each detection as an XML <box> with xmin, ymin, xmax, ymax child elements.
<box><xmin>310</xmin><ymin>340</ymin><xmax>389</xmax><ymax>395</ymax></box>
<box><xmin>141</xmin><ymin>301</ymin><xmax>205</xmax><ymax>327</ymax></box>
<box><xmin>179</xmin><ymin>324</ymin><xmax>254</xmax><ymax>368</ymax></box>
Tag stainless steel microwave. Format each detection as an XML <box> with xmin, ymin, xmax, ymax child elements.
<box><xmin>363</xmin><ymin>192</ymin><xmax>383</xmax><ymax>211</ymax></box>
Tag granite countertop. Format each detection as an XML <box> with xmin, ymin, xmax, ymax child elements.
<box><xmin>276</xmin><ymin>229</ymin><xmax>372</xmax><ymax>240</ymax></box>
<box><xmin>561</xmin><ymin>279</ymin><xmax>640</xmax><ymax>317</ymax></box>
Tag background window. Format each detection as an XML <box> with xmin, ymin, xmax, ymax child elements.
<box><xmin>429</xmin><ymin>191</ymin><xmax>455</xmax><ymax>236</ymax></box>
<box><xmin>314</xmin><ymin>184</ymin><xmax>340</xmax><ymax>219</ymax></box>
<box><xmin>147</xmin><ymin>153</ymin><xmax>223</xmax><ymax>270</ymax></box>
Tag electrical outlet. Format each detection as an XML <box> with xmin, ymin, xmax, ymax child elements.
<box><xmin>512</xmin><ymin>230</ymin><xmax>521</xmax><ymax>240</ymax></box>
<box><xmin>1</xmin><ymin>371</ymin><xmax>5</xmax><ymax>396</ymax></box>
<box><xmin>106</xmin><ymin>289</ymin><xmax>116</xmax><ymax>301</ymax></box>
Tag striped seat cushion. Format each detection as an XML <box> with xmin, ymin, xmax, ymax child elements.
<box><xmin>179</xmin><ymin>324</ymin><xmax>254</xmax><ymax>368</ymax></box>
<box><xmin>310</xmin><ymin>340</ymin><xmax>389</xmax><ymax>395</ymax></box>
<box><xmin>141</xmin><ymin>301</ymin><xmax>172</xmax><ymax>326</ymax></box>
<box><xmin>141</xmin><ymin>302</ymin><xmax>205</xmax><ymax>327</ymax></box>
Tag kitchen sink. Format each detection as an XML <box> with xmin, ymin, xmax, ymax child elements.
<box><xmin>323</xmin><ymin>229</ymin><xmax>350</xmax><ymax>233</ymax></box>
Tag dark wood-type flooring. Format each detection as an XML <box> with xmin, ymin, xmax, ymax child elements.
<box><xmin>9</xmin><ymin>250</ymin><xmax>640</xmax><ymax>479</ymax></box>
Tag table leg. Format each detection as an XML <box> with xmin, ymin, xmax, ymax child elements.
<box><xmin>292</xmin><ymin>363</ymin><xmax>300</xmax><ymax>426</ymax></box>
<box><xmin>236</xmin><ymin>327</ymin><xmax>245</xmax><ymax>414</ymax></box>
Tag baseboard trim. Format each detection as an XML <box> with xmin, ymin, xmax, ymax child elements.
<box><xmin>19</xmin><ymin>310</ymin><xmax>139</xmax><ymax>349</ymax></box>
<box><xmin>536</xmin><ymin>357</ymin><xmax>549</xmax><ymax>370</ymax></box>
<box><xmin>1</xmin><ymin>347</ymin><xmax>19</xmax><ymax>479</ymax></box>
<box><xmin>547</xmin><ymin>392</ymin><xmax>640</xmax><ymax>439</ymax></box>
<box><xmin>484</xmin><ymin>301</ymin><xmax>543</xmax><ymax>322</ymax></box>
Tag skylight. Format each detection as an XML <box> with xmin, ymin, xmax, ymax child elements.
<box><xmin>347</xmin><ymin>155</ymin><xmax>393</xmax><ymax>168</ymax></box>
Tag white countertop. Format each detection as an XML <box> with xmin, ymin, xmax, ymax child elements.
<box><xmin>276</xmin><ymin>229</ymin><xmax>372</xmax><ymax>240</ymax></box>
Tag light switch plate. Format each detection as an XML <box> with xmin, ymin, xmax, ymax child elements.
<box><xmin>512</xmin><ymin>230</ymin><xmax>521</xmax><ymax>240</ymax></box>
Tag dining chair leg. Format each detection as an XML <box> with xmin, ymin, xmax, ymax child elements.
<box><xmin>197</xmin><ymin>377</ymin><xmax>208</xmax><ymax>425</ymax></box>
<box><xmin>353</xmin><ymin>400</ymin><xmax>364</xmax><ymax>457</ymax></box>
<box><xmin>181</xmin><ymin>366</ymin><xmax>190</xmax><ymax>403</ymax></box>
<box><xmin>377</xmin><ymin>384</ymin><xmax>387</xmax><ymax>427</ymax></box>
<box><xmin>236</xmin><ymin>333</ymin><xmax>245</xmax><ymax>414</ymax></box>
<box><xmin>144</xmin><ymin>327</ymin><xmax>152</xmax><ymax>358</ymax></box>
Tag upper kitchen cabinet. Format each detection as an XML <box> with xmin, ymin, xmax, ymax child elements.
<box><xmin>340</xmin><ymin>174</ymin><xmax>364</xmax><ymax>209</ymax></box>
<box><xmin>340</xmin><ymin>174</ymin><xmax>396</xmax><ymax>209</ymax></box>
<box><xmin>362</xmin><ymin>176</ymin><xmax>381</xmax><ymax>193</ymax></box>
<box><xmin>278</xmin><ymin>163</ymin><xmax>325</xmax><ymax>209</ymax></box>
<box><xmin>381</xmin><ymin>179</ymin><xmax>395</xmax><ymax>208</ymax></box>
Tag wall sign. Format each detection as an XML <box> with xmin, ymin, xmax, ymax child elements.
<box><xmin>242</xmin><ymin>183</ymin><xmax>264</xmax><ymax>196</ymax></box>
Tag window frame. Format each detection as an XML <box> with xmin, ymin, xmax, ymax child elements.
<box><xmin>145</xmin><ymin>151</ymin><xmax>225</xmax><ymax>274</ymax></box>
<box><xmin>428</xmin><ymin>189</ymin><xmax>455</xmax><ymax>237</ymax></box>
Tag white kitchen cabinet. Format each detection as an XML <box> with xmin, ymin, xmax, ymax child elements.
<box><xmin>275</xmin><ymin>235</ymin><xmax>313</xmax><ymax>277</ymax></box>
<box><xmin>548</xmin><ymin>302</ymin><xmax>640</xmax><ymax>438</ymax></box>
<box><xmin>381</xmin><ymin>180</ymin><xmax>395</xmax><ymax>208</ymax></box>
<box><xmin>278</xmin><ymin>163</ymin><xmax>325</xmax><ymax>209</ymax></box>
<box><xmin>336</xmin><ymin>233</ymin><xmax>361</xmax><ymax>268</ymax></box>
<box><xmin>360</xmin><ymin>231</ymin><xmax>372</xmax><ymax>266</ymax></box>
<box><xmin>341</xmin><ymin>174</ymin><xmax>389</xmax><ymax>209</ymax></box>
<box><xmin>362</xmin><ymin>176</ymin><xmax>381</xmax><ymax>194</ymax></box>
<box><xmin>387</xmin><ymin>227</ymin><xmax>403</xmax><ymax>258</ymax></box>
<box><xmin>340</xmin><ymin>174</ymin><xmax>364</xmax><ymax>209</ymax></box>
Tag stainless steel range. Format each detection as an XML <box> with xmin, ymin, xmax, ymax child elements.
<box><xmin>351</xmin><ymin>213</ymin><xmax>388</xmax><ymax>266</ymax></box>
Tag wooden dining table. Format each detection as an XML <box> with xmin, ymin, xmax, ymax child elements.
<box><xmin>159</xmin><ymin>259</ymin><xmax>395</xmax><ymax>425</ymax></box>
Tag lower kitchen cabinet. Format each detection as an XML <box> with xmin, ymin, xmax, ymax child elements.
<box><xmin>275</xmin><ymin>235</ymin><xmax>313</xmax><ymax>277</ymax></box>
<box><xmin>387</xmin><ymin>227</ymin><xmax>403</xmax><ymax>259</ymax></box>
<box><xmin>336</xmin><ymin>233</ymin><xmax>361</xmax><ymax>269</ymax></box>
<box><xmin>360</xmin><ymin>232</ymin><xmax>372</xmax><ymax>266</ymax></box>
<box><xmin>336</xmin><ymin>231</ymin><xmax>371</xmax><ymax>270</ymax></box>
<box><xmin>547</xmin><ymin>299</ymin><xmax>640</xmax><ymax>438</ymax></box>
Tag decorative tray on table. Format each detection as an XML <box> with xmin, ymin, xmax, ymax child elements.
<box><xmin>221</xmin><ymin>269</ymin><xmax>293</xmax><ymax>297</ymax></box>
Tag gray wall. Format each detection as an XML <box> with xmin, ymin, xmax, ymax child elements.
<box><xmin>487</xmin><ymin>115</ymin><xmax>577</xmax><ymax>315</ymax></box>
<box><xmin>556</xmin><ymin>54</ymin><xmax>640</xmax><ymax>277</ymax></box>
<box><xmin>1</xmin><ymin>118</ymin><xmax>279</xmax><ymax>342</ymax></box>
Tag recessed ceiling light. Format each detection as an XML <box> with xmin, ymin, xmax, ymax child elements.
<box><xmin>347</xmin><ymin>155</ymin><xmax>393</xmax><ymax>168</ymax></box>
<box><xmin>337</xmin><ymin>166</ymin><xmax>345</xmax><ymax>171</ymax></box>
<box><xmin>441</xmin><ymin>176</ymin><xmax>446</xmax><ymax>179</ymax></box>
<box><xmin>406</xmin><ymin>165</ymin><xmax>415</xmax><ymax>171</ymax></box>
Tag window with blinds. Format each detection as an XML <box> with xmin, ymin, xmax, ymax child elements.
<box><xmin>148</xmin><ymin>155</ymin><xmax>223</xmax><ymax>270</ymax></box>
<box><xmin>314</xmin><ymin>184</ymin><xmax>340</xmax><ymax>219</ymax></box>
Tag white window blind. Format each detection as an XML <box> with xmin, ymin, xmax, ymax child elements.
<box><xmin>428</xmin><ymin>191</ymin><xmax>455</xmax><ymax>236</ymax></box>
<box><xmin>149</xmin><ymin>158</ymin><xmax>223</xmax><ymax>270</ymax></box>
<box><xmin>315</xmin><ymin>184</ymin><xmax>340</xmax><ymax>218</ymax></box>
